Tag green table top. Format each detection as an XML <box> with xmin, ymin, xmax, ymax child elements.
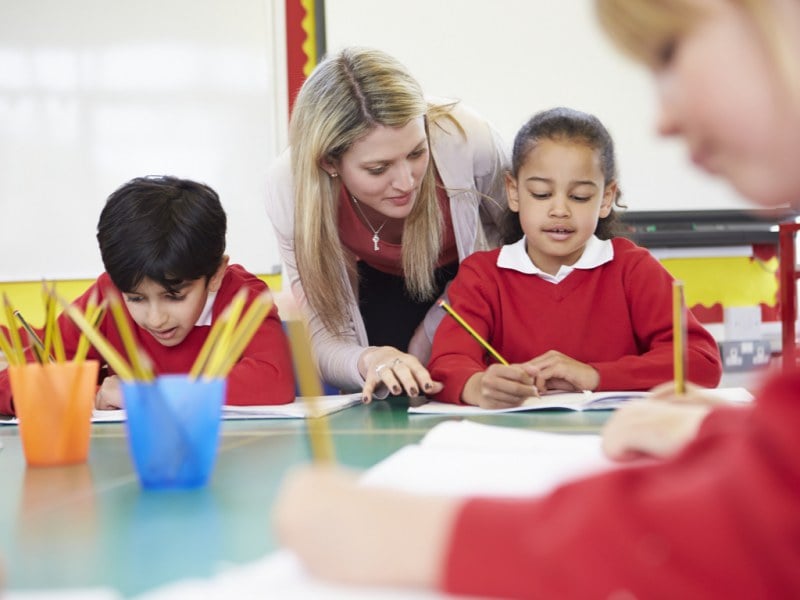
<box><xmin>0</xmin><ymin>398</ymin><xmax>610</xmax><ymax>597</ymax></box>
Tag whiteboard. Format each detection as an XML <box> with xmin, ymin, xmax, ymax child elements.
<box><xmin>0</xmin><ymin>0</ymin><xmax>752</xmax><ymax>282</ymax></box>
<box><xmin>325</xmin><ymin>0</ymin><xmax>750</xmax><ymax>215</ymax></box>
<box><xmin>0</xmin><ymin>0</ymin><xmax>286</xmax><ymax>281</ymax></box>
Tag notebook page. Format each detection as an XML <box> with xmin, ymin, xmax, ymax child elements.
<box><xmin>360</xmin><ymin>420</ymin><xmax>615</xmax><ymax>498</ymax></box>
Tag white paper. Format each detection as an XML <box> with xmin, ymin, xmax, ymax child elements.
<box><xmin>361</xmin><ymin>420</ymin><xmax>615</xmax><ymax>497</ymax></box>
<box><xmin>136</xmin><ymin>551</ymin><xmax>441</xmax><ymax>599</ymax></box>
<box><xmin>0</xmin><ymin>395</ymin><xmax>361</xmax><ymax>425</ymax></box>
<box><xmin>409</xmin><ymin>387</ymin><xmax>753</xmax><ymax>415</ymax></box>
<box><xmin>220</xmin><ymin>394</ymin><xmax>361</xmax><ymax>420</ymax></box>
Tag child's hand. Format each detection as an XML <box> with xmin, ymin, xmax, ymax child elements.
<box><xmin>273</xmin><ymin>465</ymin><xmax>458</xmax><ymax>587</ymax></box>
<box><xmin>462</xmin><ymin>364</ymin><xmax>538</xmax><ymax>409</ymax></box>
<box><xmin>522</xmin><ymin>350</ymin><xmax>600</xmax><ymax>393</ymax></box>
<box><xmin>602</xmin><ymin>400</ymin><xmax>711</xmax><ymax>461</ymax></box>
<box><xmin>648</xmin><ymin>381</ymin><xmax>728</xmax><ymax>406</ymax></box>
<box><xmin>95</xmin><ymin>375</ymin><xmax>124</xmax><ymax>410</ymax></box>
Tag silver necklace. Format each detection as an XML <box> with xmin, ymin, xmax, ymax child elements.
<box><xmin>351</xmin><ymin>195</ymin><xmax>388</xmax><ymax>251</ymax></box>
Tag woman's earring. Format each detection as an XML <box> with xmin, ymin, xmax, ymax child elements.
<box><xmin>329</xmin><ymin>172</ymin><xmax>338</xmax><ymax>178</ymax></box>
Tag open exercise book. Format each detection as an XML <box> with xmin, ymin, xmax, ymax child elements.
<box><xmin>409</xmin><ymin>386</ymin><xmax>754</xmax><ymax>415</ymax></box>
<box><xmin>0</xmin><ymin>394</ymin><xmax>361</xmax><ymax>425</ymax></box>
<box><xmin>124</xmin><ymin>421</ymin><xmax>616</xmax><ymax>599</ymax></box>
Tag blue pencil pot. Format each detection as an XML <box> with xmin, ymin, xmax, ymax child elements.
<box><xmin>122</xmin><ymin>375</ymin><xmax>226</xmax><ymax>490</ymax></box>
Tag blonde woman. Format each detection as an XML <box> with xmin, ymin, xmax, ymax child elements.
<box><xmin>274</xmin><ymin>1</ymin><xmax>800</xmax><ymax>597</ymax></box>
<box><xmin>265</xmin><ymin>47</ymin><xmax>508</xmax><ymax>401</ymax></box>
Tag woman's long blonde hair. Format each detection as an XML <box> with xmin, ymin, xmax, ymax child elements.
<box><xmin>596</xmin><ymin>0</ymin><xmax>799</xmax><ymax>97</ymax></box>
<box><xmin>290</xmin><ymin>47</ymin><xmax>457</xmax><ymax>336</ymax></box>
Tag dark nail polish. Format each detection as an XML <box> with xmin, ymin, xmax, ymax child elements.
<box><xmin>392</xmin><ymin>386</ymin><xmax>401</xmax><ymax>395</ymax></box>
<box><xmin>410</xmin><ymin>388</ymin><xmax>419</xmax><ymax>397</ymax></box>
<box><xmin>361</xmin><ymin>395</ymin><xmax>369</xmax><ymax>404</ymax></box>
<box><xmin>424</xmin><ymin>382</ymin><xmax>432</xmax><ymax>391</ymax></box>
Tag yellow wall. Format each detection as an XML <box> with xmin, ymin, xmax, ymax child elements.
<box><xmin>0</xmin><ymin>255</ymin><xmax>778</xmax><ymax>329</ymax></box>
<box><xmin>660</xmin><ymin>256</ymin><xmax>778</xmax><ymax>309</ymax></box>
<box><xmin>0</xmin><ymin>275</ymin><xmax>282</xmax><ymax>328</ymax></box>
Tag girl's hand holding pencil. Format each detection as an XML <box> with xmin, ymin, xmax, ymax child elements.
<box><xmin>461</xmin><ymin>363</ymin><xmax>539</xmax><ymax>409</ymax></box>
<box><xmin>437</xmin><ymin>300</ymin><xmax>539</xmax><ymax>408</ymax></box>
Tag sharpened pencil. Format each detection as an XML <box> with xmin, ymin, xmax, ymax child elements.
<box><xmin>672</xmin><ymin>281</ymin><xmax>687</xmax><ymax>395</ymax></box>
<box><xmin>2</xmin><ymin>294</ymin><xmax>25</xmax><ymax>364</ymax></box>
<box><xmin>59</xmin><ymin>299</ymin><xmax>135</xmax><ymax>381</ymax></box>
<box><xmin>14</xmin><ymin>310</ymin><xmax>49</xmax><ymax>363</ymax></box>
<box><xmin>438</xmin><ymin>299</ymin><xmax>509</xmax><ymax>366</ymax></box>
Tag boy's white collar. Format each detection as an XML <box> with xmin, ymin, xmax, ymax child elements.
<box><xmin>196</xmin><ymin>291</ymin><xmax>217</xmax><ymax>326</ymax></box>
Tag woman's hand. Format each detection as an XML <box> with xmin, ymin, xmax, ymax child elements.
<box><xmin>462</xmin><ymin>364</ymin><xmax>538</xmax><ymax>408</ymax></box>
<box><xmin>273</xmin><ymin>465</ymin><xmax>458</xmax><ymax>587</ymax></box>
<box><xmin>522</xmin><ymin>350</ymin><xmax>600</xmax><ymax>393</ymax></box>
<box><xmin>602</xmin><ymin>399</ymin><xmax>711</xmax><ymax>461</ymax></box>
<box><xmin>359</xmin><ymin>346</ymin><xmax>442</xmax><ymax>403</ymax></box>
<box><xmin>95</xmin><ymin>375</ymin><xmax>124</xmax><ymax>410</ymax></box>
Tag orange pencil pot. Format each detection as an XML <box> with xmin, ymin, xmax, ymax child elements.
<box><xmin>9</xmin><ymin>360</ymin><xmax>99</xmax><ymax>466</ymax></box>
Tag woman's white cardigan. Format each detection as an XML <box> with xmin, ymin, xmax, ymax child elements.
<box><xmin>265</xmin><ymin>101</ymin><xmax>509</xmax><ymax>392</ymax></box>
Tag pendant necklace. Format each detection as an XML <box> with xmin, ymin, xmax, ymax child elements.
<box><xmin>351</xmin><ymin>195</ymin><xmax>388</xmax><ymax>251</ymax></box>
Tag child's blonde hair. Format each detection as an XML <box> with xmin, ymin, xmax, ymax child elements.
<box><xmin>595</xmin><ymin>0</ymin><xmax>799</xmax><ymax>99</ymax></box>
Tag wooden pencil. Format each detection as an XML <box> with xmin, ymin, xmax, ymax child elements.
<box><xmin>438</xmin><ymin>299</ymin><xmax>509</xmax><ymax>365</ymax></box>
<box><xmin>190</xmin><ymin>304</ymin><xmax>232</xmax><ymax>379</ymax></box>
<box><xmin>672</xmin><ymin>281</ymin><xmax>687</xmax><ymax>395</ymax></box>
<box><xmin>41</xmin><ymin>285</ymin><xmax>57</xmax><ymax>361</ymax></box>
<box><xmin>0</xmin><ymin>324</ymin><xmax>19</xmax><ymax>366</ymax></box>
<box><xmin>13</xmin><ymin>310</ymin><xmax>48</xmax><ymax>363</ymax></box>
<box><xmin>285</xmin><ymin>318</ymin><xmax>335</xmax><ymax>463</ymax></box>
<box><xmin>74</xmin><ymin>292</ymin><xmax>101</xmax><ymax>363</ymax></box>
<box><xmin>2</xmin><ymin>294</ymin><xmax>25</xmax><ymax>364</ymax></box>
<box><xmin>204</xmin><ymin>289</ymin><xmax>248</xmax><ymax>378</ymax></box>
<box><xmin>107</xmin><ymin>291</ymin><xmax>153</xmax><ymax>380</ymax></box>
<box><xmin>210</xmin><ymin>292</ymin><xmax>273</xmax><ymax>378</ymax></box>
<box><xmin>59</xmin><ymin>300</ymin><xmax>135</xmax><ymax>381</ymax></box>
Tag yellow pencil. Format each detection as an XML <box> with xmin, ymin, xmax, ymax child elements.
<box><xmin>672</xmin><ymin>281</ymin><xmax>687</xmax><ymax>395</ymax></box>
<box><xmin>211</xmin><ymin>293</ymin><xmax>274</xmax><ymax>378</ymax></box>
<box><xmin>438</xmin><ymin>299</ymin><xmax>509</xmax><ymax>366</ymax></box>
<box><xmin>41</xmin><ymin>283</ymin><xmax>66</xmax><ymax>362</ymax></box>
<box><xmin>286</xmin><ymin>318</ymin><xmax>335</xmax><ymax>463</ymax></box>
<box><xmin>204</xmin><ymin>289</ymin><xmax>248</xmax><ymax>378</ymax></box>
<box><xmin>190</xmin><ymin>304</ymin><xmax>232</xmax><ymax>379</ymax></box>
<box><xmin>74</xmin><ymin>300</ymin><xmax>107</xmax><ymax>363</ymax></box>
<box><xmin>74</xmin><ymin>291</ymin><xmax>99</xmax><ymax>363</ymax></box>
<box><xmin>0</xmin><ymin>325</ymin><xmax>19</xmax><ymax>366</ymax></box>
<box><xmin>50</xmin><ymin>307</ymin><xmax>67</xmax><ymax>363</ymax></box>
<box><xmin>108</xmin><ymin>291</ymin><xmax>153</xmax><ymax>380</ymax></box>
<box><xmin>59</xmin><ymin>300</ymin><xmax>135</xmax><ymax>381</ymax></box>
<box><xmin>41</xmin><ymin>284</ymin><xmax>57</xmax><ymax>361</ymax></box>
<box><xmin>2</xmin><ymin>294</ymin><xmax>25</xmax><ymax>364</ymax></box>
<box><xmin>14</xmin><ymin>310</ymin><xmax>49</xmax><ymax>363</ymax></box>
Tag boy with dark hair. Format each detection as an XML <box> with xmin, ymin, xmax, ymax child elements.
<box><xmin>0</xmin><ymin>176</ymin><xmax>295</xmax><ymax>415</ymax></box>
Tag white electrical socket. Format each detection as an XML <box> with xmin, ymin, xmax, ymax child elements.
<box><xmin>723</xmin><ymin>306</ymin><xmax>762</xmax><ymax>341</ymax></box>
